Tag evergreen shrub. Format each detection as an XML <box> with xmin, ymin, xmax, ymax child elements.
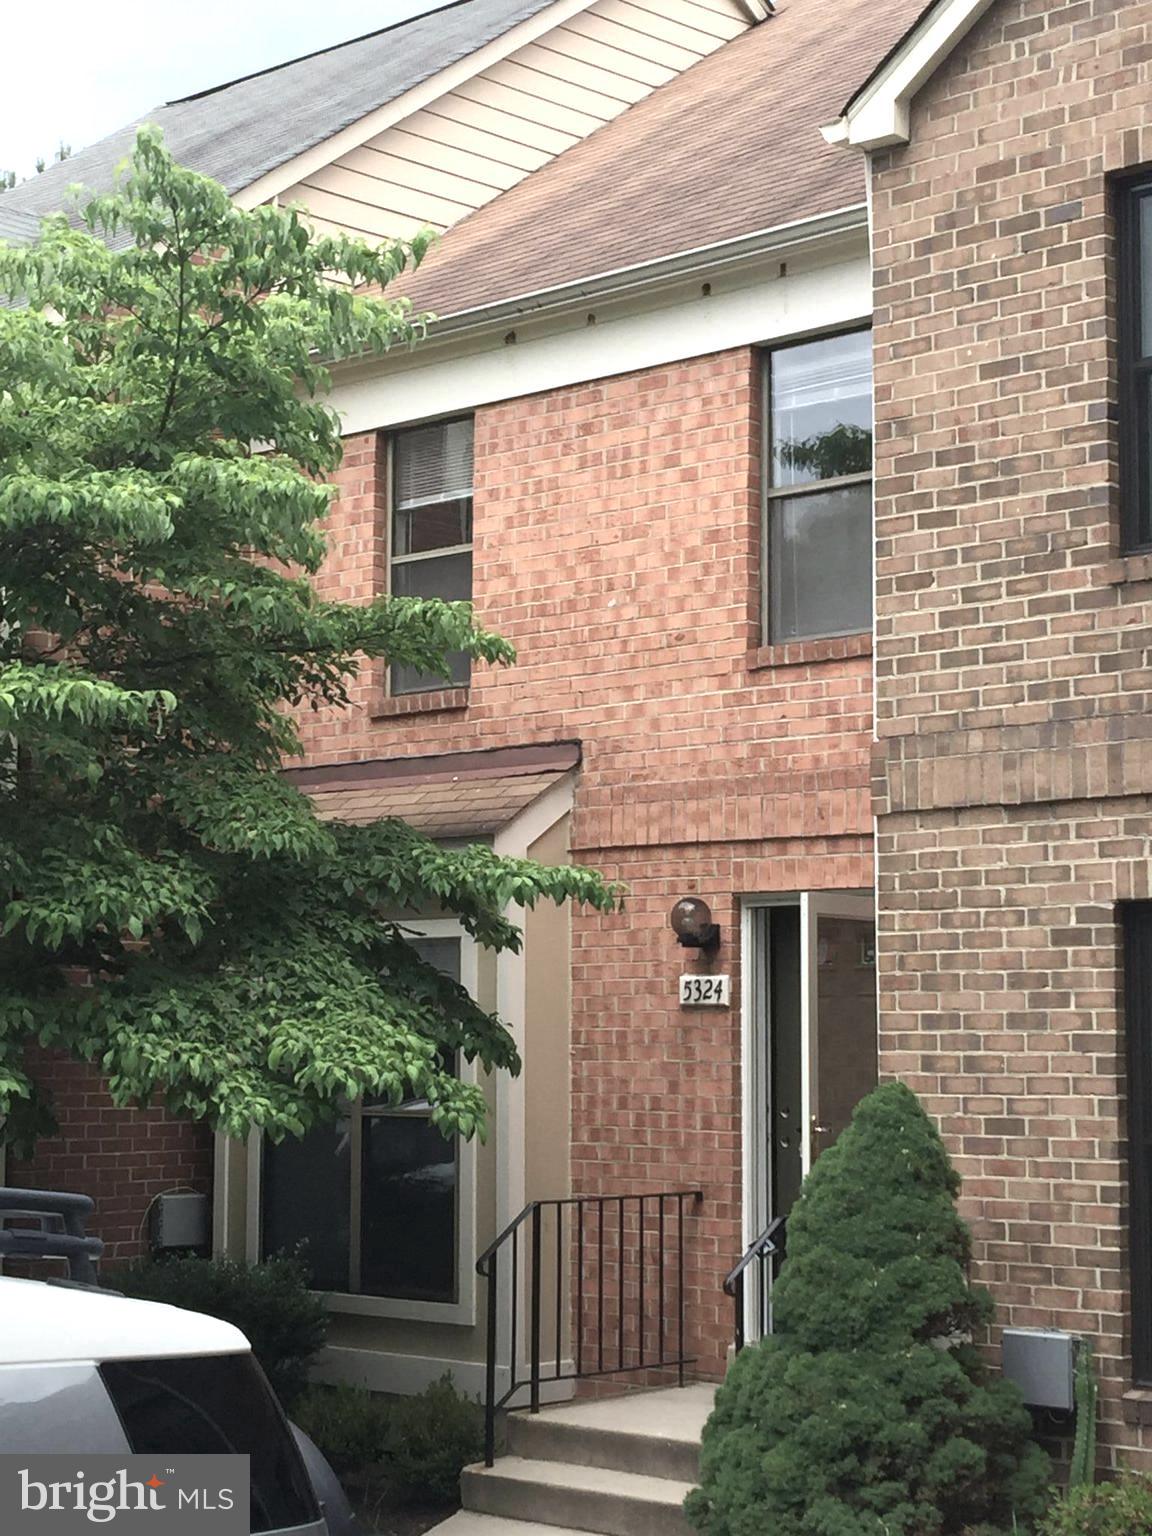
<box><xmin>686</xmin><ymin>1082</ymin><xmax>1050</xmax><ymax>1536</ymax></box>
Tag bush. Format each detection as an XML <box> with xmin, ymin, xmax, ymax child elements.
<box><xmin>383</xmin><ymin>1374</ymin><xmax>485</xmax><ymax>1504</ymax></box>
<box><xmin>113</xmin><ymin>1253</ymin><xmax>327</xmax><ymax>1407</ymax></box>
<box><xmin>686</xmin><ymin>1083</ymin><xmax>1050</xmax><ymax>1536</ymax></box>
<box><xmin>293</xmin><ymin>1384</ymin><xmax>391</xmax><ymax>1475</ymax></box>
<box><xmin>1039</xmin><ymin>1476</ymin><xmax>1152</xmax><ymax>1536</ymax></box>
<box><xmin>294</xmin><ymin>1375</ymin><xmax>483</xmax><ymax>1508</ymax></box>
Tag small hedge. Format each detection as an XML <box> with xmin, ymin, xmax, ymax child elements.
<box><xmin>1038</xmin><ymin>1476</ymin><xmax>1152</xmax><ymax>1536</ymax></box>
<box><xmin>294</xmin><ymin>1375</ymin><xmax>484</xmax><ymax>1507</ymax></box>
<box><xmin>113</xmin><ymin>1253</ymin><xmax>327</xmax><ymax>1407</ymax></box>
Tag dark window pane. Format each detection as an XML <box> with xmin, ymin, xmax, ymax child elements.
<box><xmin>770</xmin><ymin>482</ymin><xmax>873</xmax><ymax>642</ymax></box>
<box><xmin>1125</xmin><ymin>904</ymin><xmax>1152</xmax><ymax>1384</ymax></box>
<box><xmin>408</xmin><ymin>934</ymin><xmax>462</xmax><ymax>981</ymax></box>
<box><xmin>100</xmin><ymin>1355</ymin><xmax>318</xmax><ymax>1533</ymax></box>
<box><xmin>390</xmin><ymin>552</ymin><xmax>473</xmax><ymax>694</ymax></box>
<box><xmin>1142</xmin><ymin>194</ymin><xmax>1152</xmax><ymax>359</ymax></box>
<box><xmin>394</xmin><ymin>418</ymin><xmax>474</xmax><ymax>508</ymax></box>
<box><xmin>262</xmin><ymin>1113</ymin><xmax>352</xmax><ymax>1291</ymax></box>
<box><xmin>360</xmin><ymin>1115</ymin><xmax>458</xmax><ymax>1302</ymax></box>
<box><xmin>772</xmin><ymin>331</ymin><xmax>873</xmax><ymax>488</ymax></box>
<box><xmin>394</xmin><ymin>497</ymin><xmax>473</xmax><ymax>557</ymax></box>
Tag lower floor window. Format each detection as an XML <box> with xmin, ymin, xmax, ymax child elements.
<box><xmin>261</xmin><ymin>933</ymin><xmax>463</xmax><ymax>1305</ymax></box>
<box><xmin>1125</xmin><ymin>903</ymin><xmax>1152</xmax><ymax>1382</ymax></box>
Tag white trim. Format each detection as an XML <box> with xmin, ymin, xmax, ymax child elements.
<box><xmin>232</xmin><ymin>0</ymin><xmax>606</xmax><ymax>210</ymax></box>
<box><xmin>211</xmin><ymin>1130</ymin><xmax>231</xmax><ymax>1255</ymax></box>
<box><xmin>313</xmin><ymin>1344</ymin><xmax>577</xmax><ymax>1404</ymax></box>
<box><xmin>329</xmin><ymin>241</ymin><xmax>872</xmax><ymax>437</ymax></box>
<box><xmin>491</xmin><ymin>774</ymin><xmax>576</xmax><ymax>1375</ymax></box>
<box><xmin>822</xmin><ymin>0</ymin><xmax>999</xmax><ymax>151</ymax></box>
<box><xmin>245</xmin><ymin>918</ymin><xmax>481</xmax><ymax>1326</ymax></box>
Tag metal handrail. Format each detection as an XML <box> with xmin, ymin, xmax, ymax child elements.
<box><xmin>0</xmin><ymin>1187</ymin><xmax>104</xmax><ymax>1285</ymax></box>
<box><xmin>478</xmin><ymin>1189</ymin><xmax>703</xmax><ymax>1466</ymax></box>
<box><xmin>723</xmin><ymin>1215</ymin><xmax>786</xmax><ymax>1354</ymax></box>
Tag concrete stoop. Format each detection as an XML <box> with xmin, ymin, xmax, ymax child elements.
<box><xmin>436</xmin><ymin>1384</ymin><xmax>714</xmax><ymax>1536</ymax></box>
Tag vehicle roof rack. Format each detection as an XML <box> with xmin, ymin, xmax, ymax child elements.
<box><xmin>0</xmin><ymin>1187</ymin><xmax>105</xmax><ymax>1286</ymax></box>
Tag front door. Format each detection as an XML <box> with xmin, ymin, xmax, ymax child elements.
<box><xmin>743</xmin><ymin>894</ymin><xmax>878</xmax><ymax>1333</ymax></box>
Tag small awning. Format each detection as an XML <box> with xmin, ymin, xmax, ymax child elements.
<box><xmin>285</xmin><ymin>742</ymin><xmax>579</xmax><ymax>839</ymax></box>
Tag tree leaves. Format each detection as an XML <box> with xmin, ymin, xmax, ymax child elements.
<box><xmin>0</xmin><ymin>129</ymin><xmax>622</xmax><ymax>1147</ymax></box>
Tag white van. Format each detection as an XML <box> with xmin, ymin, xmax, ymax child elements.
<box><xmin>0</xmin><ymin>1187</ymin><xmax>358</xmax><ymax>1536</ymax></box>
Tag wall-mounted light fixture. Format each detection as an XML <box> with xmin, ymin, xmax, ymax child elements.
<box><xmin>670</xmin><ymin>898</ymin><xmax>721</xmax><ymax>955</ymax></box>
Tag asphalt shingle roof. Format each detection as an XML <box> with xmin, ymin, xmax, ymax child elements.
<box><xmin>397</xmin><ymin>0</ymin><xmax>923</xmax><ymax>319</ymax></box>
<box><xmin>0</xmin><ymin>0</ymin><xmax>558</xmax><ymax>222</ymax></box>
<box><xmin>0</xmin><ymin>206</ymin><xmax>41</xmax><ymax>245</ymax></box>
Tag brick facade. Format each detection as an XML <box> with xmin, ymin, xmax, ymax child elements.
<box><xmin>300</xmin><ymin>349</ymin><xmax>875</xmax><ymax>1375</ymax></box>
<box><xmin>5</xmin><ymin>1046</ymin><xmax>213</xmax><ymax>1265</ymax></box>
<box><xmin>868</xmin><ymin>0</ymin><xmax>1152</xmax><ymax>1467</ymax></box>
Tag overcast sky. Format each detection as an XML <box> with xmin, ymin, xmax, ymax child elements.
<box><xmin>2</xmin><ymin>0</ymin><xmax>446</xmax><ymax>180</ymax></box>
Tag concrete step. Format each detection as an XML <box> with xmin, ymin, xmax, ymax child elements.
<box><xmin>460</xmin><ymin>1456</ymin><xmax>694</xmax><ymax>1536</ymax></box>
<box><xmin>427</xmin><ymin>1514</ymin><xmax>600</xmax><ymax>1536</ymax></box>
<box><xmin>506</xmin><ymin>1390</ymin><xmax>710</xmax><ymax>1483</ymax></box>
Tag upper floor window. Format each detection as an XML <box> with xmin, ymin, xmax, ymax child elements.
<box><xmin>390</xmin><ymin>416</ymin><xmax>474</xmax><ymax>694</ymax></box>
<box><xmin>764</xmin><ymin>331</ymin><xmax>873</xmax><ymax>643</ymax></box>
<box><xmin>1119</xmin><ymin>178</ymin><xmax>1152</xmax><ymax>551</ymax></box>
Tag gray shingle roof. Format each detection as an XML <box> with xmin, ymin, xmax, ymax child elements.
<box><xmin>0</xmin><ymin>0</ymin><xmax>558</xmax><ymax>222</ymax></box>
<box><xmin>0</xmin><ymin>206</ymin><xmax>40</xmax><ymax>244</ymax></box>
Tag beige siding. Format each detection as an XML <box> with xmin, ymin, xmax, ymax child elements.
<box><xmin>281</xmin><ymin>0</ymin><xmax>751</xmax><ymax>240</ymax></box>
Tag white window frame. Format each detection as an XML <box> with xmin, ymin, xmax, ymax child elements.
<box><xmin>386</xmin><ymin>417</ymin><xmax>475</xmax><ymax>697</ymax></box>
<box><xmin>247</xmin><ymin>918</ymin><xmax>480</xmax><ymax>1326</ymax></box>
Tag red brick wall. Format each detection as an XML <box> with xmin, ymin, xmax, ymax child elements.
<box><xmin>6</xmin><ymin>1046</ymin><xmax>213</xmax><ymax>1265</ymax></box>
<box><xmin>868</xmin><ymin>0</ymin><xmax>1152</xmax><ymax>1466</ymax></box>
<box><xmin>299</xmin><ymin>349</ymin><xmax>875</xmax><ymax>1374</ymax></box>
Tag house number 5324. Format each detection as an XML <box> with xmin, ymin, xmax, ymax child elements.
<box><xmin>679</xmin><ymin>975</ymin><xmax>731</xmax><ymax>1008</ymax></box>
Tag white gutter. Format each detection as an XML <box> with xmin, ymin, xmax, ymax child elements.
<box><xmin>423</xmin><ymin>203</ymin><xmax>869</xmax><ymax>340</ymax></box>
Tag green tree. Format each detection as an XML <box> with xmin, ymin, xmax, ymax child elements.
<box><xmin>687</xmin><ymin>1083</ymin><xmax>1049</xmax><ymax>1536</ymax></box>
<box><xmin>0</xmin><ymin>129</ymin><xmax>618</xmax><ymax>1151</ymax></box>
<box><xmin>2</xmin><ymin>139</ymin><xmax>71</xmax><ymax>189</ymax></box>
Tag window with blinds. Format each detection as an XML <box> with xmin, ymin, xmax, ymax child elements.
<box><xmin>390</xmin><ymin>416</ymin><xmax>474</xmax><ymax>695</ymax></box>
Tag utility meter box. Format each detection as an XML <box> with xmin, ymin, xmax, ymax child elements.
<box><xmin>150</xmin><ymin>1191</ymin><xmax>210</xmax><ymax>1252</ymax></box>
<box><xmin>1001</xmin><ymin>1327</ymin><xmax>1076</xmax><ymax>1411</ymax></box>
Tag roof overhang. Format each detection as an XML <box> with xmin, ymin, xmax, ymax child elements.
<box><xmin>821</xmin><ymin>0</ymin><xmax>999</xmax><ymax>151</ymax></box>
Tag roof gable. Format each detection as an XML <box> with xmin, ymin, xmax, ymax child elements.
<box><xmin>822</xmin><ymin>0</ymin><xmax>999</xmax><ymax>149</ymax></box>
<box><xmin>271</xmin><ymin>0</ymin><xmax>756</xmax><ymax>243</ymax></box>
<box><xmin>0</xmin><ymin>0</ymin><xmax>563</xmax><ymax>220</ymax></box>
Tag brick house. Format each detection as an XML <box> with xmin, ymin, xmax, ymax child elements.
<box><xmin>1</xmin><ymin>0</ymin><xmax>917</xmax><ymax>1404</ymax></box>
<box><xmin>823</xmin><ymin>0</ymin><xmax>1152</xmax><ymax>1471</ymax></box>
<box><xmin>10</xmin><ymin>0</ymin><xmax>1152</xmax><ymax>1480</ymax></box>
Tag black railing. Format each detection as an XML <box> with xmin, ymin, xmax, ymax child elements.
<box><xmin>723</xmin><ymin>1215</ymin><xmax>786</xmax><ymax>1354</ymax></box>
<box><xmin>477</xmin><ymin>1190</ymin><xmax>703</xmax><ymax>1466</ymax></box>
<box><xmin>0</xmin><ymin>1187</ymin><xmax>104</xmax><ymax>1285</ymax></box>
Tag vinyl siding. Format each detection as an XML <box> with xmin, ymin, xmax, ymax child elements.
<box><xmin>280</xmin><ymin>0</ymin><xmax>751</xmax><ymax>243</ymax></box>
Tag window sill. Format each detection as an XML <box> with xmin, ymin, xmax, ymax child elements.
<box><xmin>1122</xmin><ymin>1387</ymin><xmax>1152</xmax><ymax>1425</ymax></box>
<box><xmin>322</xmin><ymin>1290</ymin><xmax>476</xmax><ymax>1327</ymax></box>
<box><xmin>371</xmin><ymin>687</ymin><xmax>470</xmax><ymax>719</ymax></box>
<box><xmin>1103</xmin><ymin>551</ymin><xmax>1152</xmax><ymax>585</ymax></box>
<box><xmin>748</xmin><ymin>633</ymin><xmax>873</xmax><ymax>671</ymax></box>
